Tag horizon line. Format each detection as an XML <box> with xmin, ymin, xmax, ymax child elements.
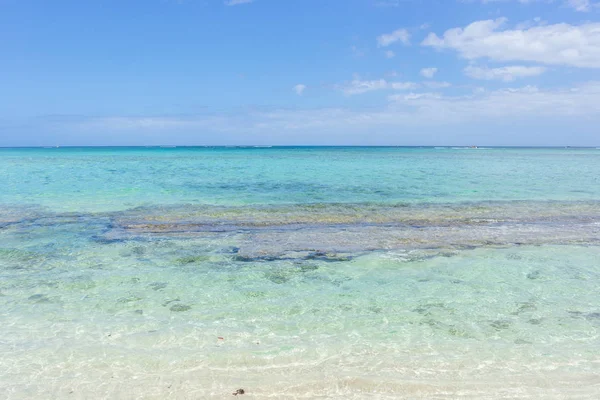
<box><xmin>1</xmin><ymin>145</ymin><xmax>599</xmax><ymax>149</ymax></box>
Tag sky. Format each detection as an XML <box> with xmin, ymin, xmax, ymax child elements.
<box><xmin>1</xmin><ymin>0</ymin><xmax>600</xmax><ymax>146</ymax></box>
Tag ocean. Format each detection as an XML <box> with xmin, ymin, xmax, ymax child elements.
<box><xmin>1</xmin><ymin>146</ymin><xmax>599</xmax><ymax>399</ymax></box>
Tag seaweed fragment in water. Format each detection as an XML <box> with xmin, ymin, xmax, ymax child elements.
<box><xmin>149</xmin><ymin>282</ymin><xmax>168</xmax><ymax>291</ymax></box>
<box><xmin>28</xmin><ymin>293</ymin><xmax>51</xmax><ymax>303</ymax></box>
<box><xmin>490</xmin><ymin>319</ymin><xmax>511</xmax><ymax>330</ymax></box>
<box><xmin>511</xmin><ymin>301</ymin><xmax>537</xmax><ymax>315</ymax></box>
<box><xmin>170</xmin><ymin>304</ymin><xmax>191</xmax><ymax>312</ymax></box>
<box><xmin>176</xmin><ymin>255</ymin><xmax>211</xmax><ymax>264</ymax></box>
<box><xmin>526</xmin><ymin>271</ymin><xmax>541</xmax><ymax>280</ymax></box>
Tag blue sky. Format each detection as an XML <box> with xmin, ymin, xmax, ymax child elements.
<box><xmin>1</xmin><ymin>0</ymin><xmax>600</xmax><ymax>146</ymax></box>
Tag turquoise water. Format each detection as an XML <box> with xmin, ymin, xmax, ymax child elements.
<box><xmin>1</xmin><ymin>147</ymin><xmax>599</xmax><ymax>399</ymax></box>
<box><xmin>2</xmin><ymin>147</ymin><xmax>600</xmax><ymax>211</ymax></box>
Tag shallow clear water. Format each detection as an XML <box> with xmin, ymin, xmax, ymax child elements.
<box><xmin>1</xmin><ymin>147</ymin><xmax>599</xmax><ymax>399</ymax></box>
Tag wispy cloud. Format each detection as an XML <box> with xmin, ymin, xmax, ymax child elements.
<box><xmin>224</xmin><ymin>0</ymin><xmax>254</xmax><ymax>6</ymax></box>
<box><xmin>384</xmin><ymin>50</ymin><xmax>396</xmax><ymax>58</ymax></box>
<box><xmin>465</xmin><ymin>65</ymin><xmax>546</xmax><ymax>81</ymax></box>
<box><xmin>471</xmin><ymin>0</ymin><xmax>547</xmax><ymax>4</ymax></box>
<box><xmin>340</xmin><ymin>79</ymin><xmax>418</xmax><ymax>95</ymax></box>
<box><xmin>341</xmin><ymin>79</ymin><xmax>389</xmax><ymax>95</ymax></box>
<box><xmin>420</xmin><ymin>67</ymin><xmax>438</xmax><ymax>78</ymax></box>
<box><xmin>390</xmin><ymin>82</ymin><xmax>419</xmax><ymax>90</ymax></box>
<box><xmin>293</xmin><ymin>84</ymin><xmax>307</xmax><ymax>95</ymax></box>
<box><xmin>423</xmin><ymin>81</ymin><xmax>452</xmax><ymax>88</ymax></box>
<box><xmin>377</xmin><ymin>28</ymin><xmax>410</xmax><ymax>47</ymax></box>
<box><xmin>566</xmin><ymin>0</ymin><xmax>592</xmax><ymax>12</ymax></box>
<box><xmin>470</xmin><ymin>0</ymin><xmax>596</xmax><ymax>12</ymax></box>
<box><xmin>374</xmin><ymin>0</ymin><xmax>402</xmax><ymax>7</ymax></box>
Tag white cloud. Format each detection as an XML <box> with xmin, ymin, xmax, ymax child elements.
<box><xmin>319</xmin><ymin>82</ymin><xmax>600</xmax><ymax>125</ymax></box>
<box><xmin>388</xmin><ymin>92</ymin><xmax>443</xmax><ymax>102</ymax></box>
<box><xmin>224</xmin><ymin>0</ymin><xmax>253</xmax><ymax>5</ymax></box>
<box><xmin>472</xmin><ymin>0</ymin><xmax>596</xmax><ymax>11</ymax></box>
<box><xmin>342</xmin><ymin>79</ymin><xmax>388</xmax><ymax>95</ymax></box>
<box><xmin>420</xmin><ymin>67</ymin><xmax>438</xmax><ymax>78</ymax></box>
<box><xmin>464</xmin><ymin>65</ymin><xmax>546</xmax><ymax>81</ymax></box>
<box><xmin>293</xmin><ymin>84</ymin><xmax>307</xmax><ymax>96</ymax></box>
<box><xmin>375</xmin><ymin>0</ymin><xmax>402</xmax><ymax>6</ymax></box>
<box><xmin>384</xmin><ymin>82</ymin><xmax>600</xmax><ymax>123</ymax></box>
<box><xmin>423</xmin><ymin>81</ymin><xmax>452</xmax><ymax>88</ymax></box>
<box><xmin>377</xmin><ymin>28</ymin><xmax>410</xmax><ymax>47</ymax></box>
<box><xmin>385</xmin><ymin>50</ymin><xmax>395</xmax><ymax>58</ymax></box>
<box><xmin>340</xmin><ymin>79</ymin><xmax>417</xmax><ymax>95</ymax></box>
<box><xmin>566</xmin><ymin>0</ymin><xmax>592</xmax><ymax>11</ymax></box>
<box><xmin>390</xmin><ymin>82</ymin><xmax>419</xmax><ymax>90</ymax></box>
<box><xmin>422</xmin><ymin>19</ymin><xmax>600</xmax><ymax>68</ymax></box>
<box><xmin>339</xmin><ymin>81</ymin><xmax>600</xmax><ymax>126</ymax></box>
